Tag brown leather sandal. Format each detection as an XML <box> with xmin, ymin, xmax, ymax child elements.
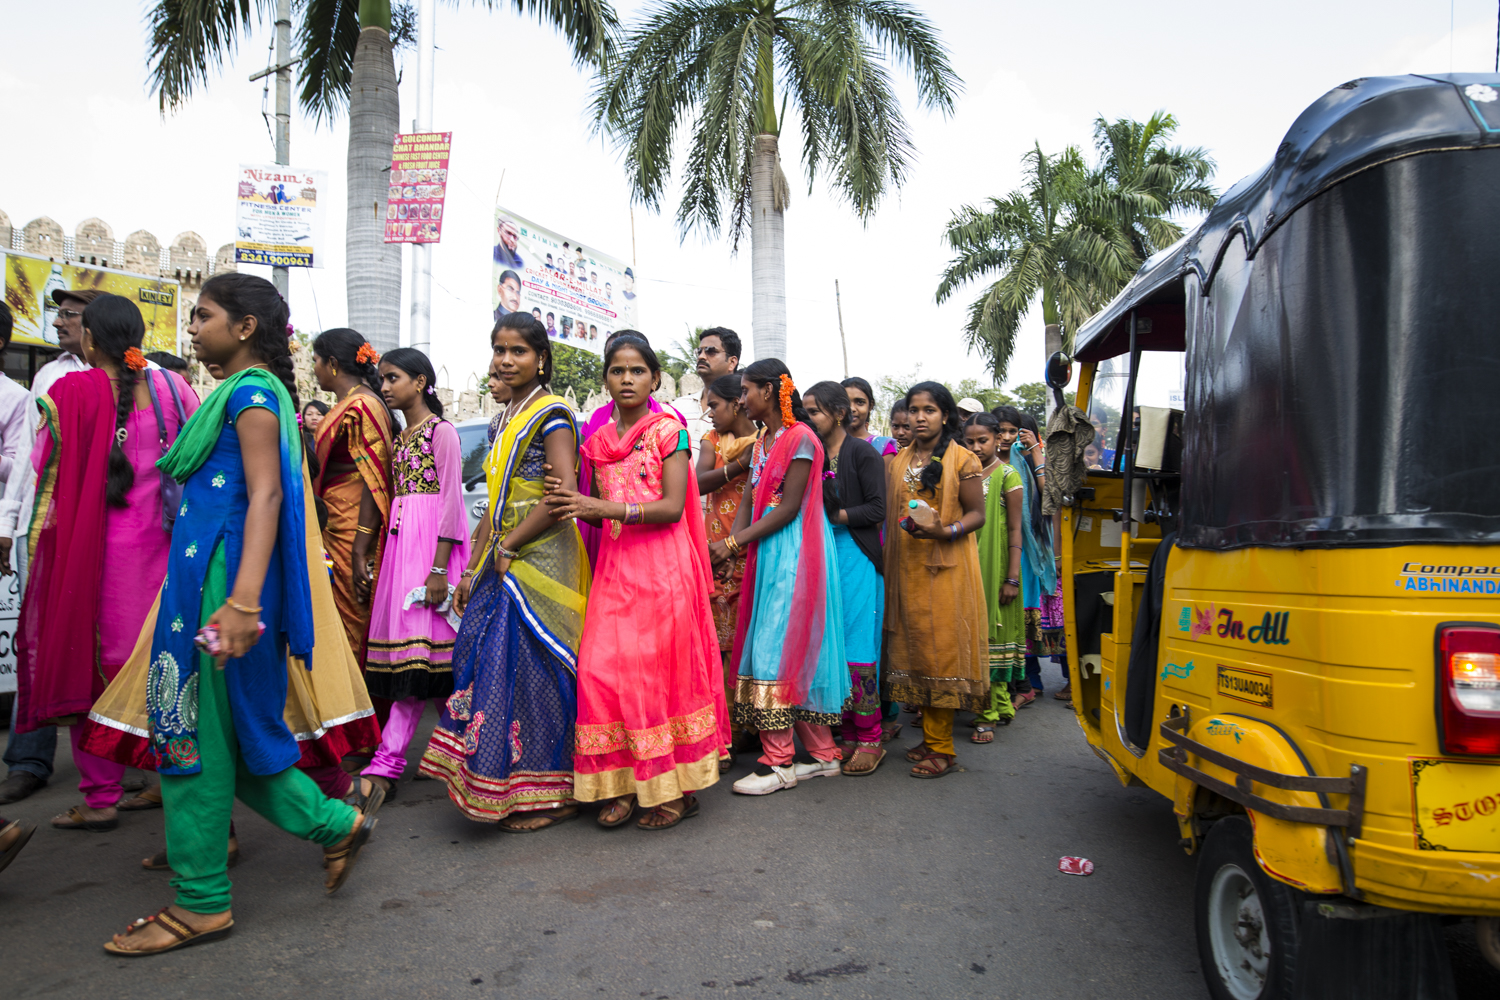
<box><xmin>909</xmin><ymin>752</ymin><xmax>958</xmax><ymax>778</ymax></box>
<box><xmin>118</xmin><ymin>786</ymin><xmax>162</xmax><ymax>811</ymax></box>
<box><xmin>904</xmin><ymin>741</ymin><xmax>933</xmax><ymax>762</ymax></box>
<box><xmin>637</xmin><ymin>794</ymin><xmax>699</xmax><ymax>831</ymax></box>
<box><xmin>596</xmin><ymin>796</ymin><xmax>637</xmax><ymax>828</ymax></box>
<box><xmin>323</xmin><ymin>814</ymin><xmax>377</xmax><ymax>895</ymax></box>
<box><xmin>102</xmin><ymin>907</ymin><xmax>234</xmax><ymax>956</ymax></box>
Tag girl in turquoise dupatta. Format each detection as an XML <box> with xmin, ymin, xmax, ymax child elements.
<box><xmin>105</xmin><ymin>274</ymin><xmax>375</xmax><ymax>958</ymax></box>
<box><xmin>420</xmin><ymin>313</ymin><xmax>589</xmax><ymax>832</ymax></box>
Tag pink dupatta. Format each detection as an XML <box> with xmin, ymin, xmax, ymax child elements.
<box><xmin>728</xmin><ymin>421</ymin><xmax>828</xmax><ymax>708</ymax></box>
<box><xmin>578</xmin><ymin>396</ymin><xmax>686</xmax><ymax>566</ymax></box>
<box><xmin>15</xmin><ymin>369</ymin><xmax>115</xmax><ymax>731</ymax></box>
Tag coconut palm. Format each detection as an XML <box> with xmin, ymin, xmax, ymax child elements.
<box><xmin>591</xmin><ymin>0</ymin><xmax>960</xmax><ymax>362</ymax></box>
<box><xmin>145</xmin><ymin>0</ymin><xmax>616</xmax><ymax>352</ymax></box>
<box><xmin>936</xmin><ymin>116</ymin><xmax>1216</xmax><ymax>381</ymax></box>
<box><xmin>1091</xmin><ymin>111</ymin><xmax>1217</xmax><ymax>262</ymax></box>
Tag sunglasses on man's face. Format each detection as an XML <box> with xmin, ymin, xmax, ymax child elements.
<box><xmin>697</xmin><ymin>347</ymin><xmax>722</xmax><ymax>357</ymax></box>
<box><xmin>56</xmin><ymin>309</ymin><xmax>82</xmax><ymax>320</ymax></box>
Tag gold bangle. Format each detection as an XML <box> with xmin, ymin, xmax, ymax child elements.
<box><xmin>724</xmin><ymin>534</ymin><xmax>741</xmax><ymax>555</ymax></box>
<box><xmin>355</xmin><ymin>524</ymin><xmax>377</xmax><ymax>535</ymax></box>
<box><xmin>225</xmin><ymin>597</ymin><xmax>263</xmax><ymax>614</ymax></box>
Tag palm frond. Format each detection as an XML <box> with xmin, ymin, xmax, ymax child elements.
<box><xmin>296</xmin><ymin>0</ymin><xmax>360</xmax><ymax>125</ymax></box>
<box><xmin>466</xmin><ymin>0</ymin><xmax>620</xmax><ymax>65</ymax></box>
<box><xmin>146</xmin><ymin>0</ymin><xmax>270</xmax><ymax>113</ymax></box>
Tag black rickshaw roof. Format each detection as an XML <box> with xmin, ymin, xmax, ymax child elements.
<box><xmin>1073</xmin><ymin>72</ymin><xmax>1500</xmax><ymax>362</ymax></box>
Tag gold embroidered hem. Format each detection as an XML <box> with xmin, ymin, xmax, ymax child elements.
<box><xmin>571</xmin><ymin>750</ymin><xmax>721</xmax><ymax>808</ymax></box>
<box><xmin>574</xmin><ymin>704</ymin><xmax>718</xmax><ymax>757</ymax></box>
<box><xmin>419</xmin><ymin>728</ymin><xmax>573</xmax><ymax>822</ymax></box>
<box><xmin>731</xmin><ymin>676</ymin><xmax>840</xmax><ymax>730</ymax></box>
<box><xmin>887</xmin><ymin>678</ymin><xmax>990</xmax><ymax>712</ymax></box>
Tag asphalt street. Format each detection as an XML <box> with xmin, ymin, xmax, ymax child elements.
<box><xmin>3</xmin><ymin>661</ymin><xmax>1497</xmax><ymax>999</ymax></box>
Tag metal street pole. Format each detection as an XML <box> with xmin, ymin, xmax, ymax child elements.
<box><xmin>272</xmin><ymin>0</ymin><xmax>292</xmax><ymax>298</ymax></box>
<box><xmin>409</xmin><ymin>0</ymin><xmax>435</xmax><ymax>356</ymax></box>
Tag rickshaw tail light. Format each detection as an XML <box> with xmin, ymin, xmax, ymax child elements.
<box><xmin>1438</xmin><ymin>626</ymin><xmax>1500</xmax><ymax>756</ymax></box>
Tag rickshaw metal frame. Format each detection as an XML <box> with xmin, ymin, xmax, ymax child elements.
<box><xmin>1157</xmin><ymin>715</ymin><xmax>1368</xmax><ymax>837</ymax></box>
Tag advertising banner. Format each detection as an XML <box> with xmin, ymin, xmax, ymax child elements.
<box><xmin>2</xmin><ymin>251</ymin><xmax>180</xmax><ymax>353</ymax></box>
<box><xmin>234</xmin><ymin>164</ymin><xmax>327</xmax><ymax>268</ymax></box>
<box><xmin>386</xmin><ymin>132</ymin><xmax>451</xmax><ymax>244</ymax></box>
<box><xmin>491</xmin><ymin>206</ymin><xmax>637</xmax><ymax>355</ymax></box>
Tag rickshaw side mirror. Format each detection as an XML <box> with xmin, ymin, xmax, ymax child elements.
<box><xmin>1045</xmin><ymin>352</ymin><xmax>1072</xmax><ymax>390</ymax></box>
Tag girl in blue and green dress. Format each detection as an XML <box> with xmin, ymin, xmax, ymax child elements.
<box><xmin>105</xmin><ymin>274</ymin><xmax>376</xmax><ymax>957</ymax></box>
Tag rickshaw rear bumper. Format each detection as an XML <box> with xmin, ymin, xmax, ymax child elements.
<box><xmin>1353</xmin><ymin>839</ymin><xmax>1500</xmax><ymax>916</ymax></box>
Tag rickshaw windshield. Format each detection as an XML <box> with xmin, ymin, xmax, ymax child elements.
<box><xmin>1089</xmin><ymin>351</ymin><xmax>1184</xmax><ymax>473</ymax></box>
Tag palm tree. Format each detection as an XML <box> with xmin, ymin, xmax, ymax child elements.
<box><xmin>1091</xmin><ymin>111</ymin><xmax>1217</xmax><ymax>262</ymax></box>
<box><xmin>591</xmin><ymin>0</ymin><xmax>960</xmax><ymax>362</ymax></box>
<box><xmin>145</xmin><ymin>0</ymin><xmax>616</xmax><ymax>352</ymax></box>
<box><xmin>935</xmin><ymin>115</ymin><xmax>1216</xmax><ymax>381</ymax></box>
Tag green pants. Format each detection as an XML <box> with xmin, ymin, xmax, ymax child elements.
<box><xmin>160</xmin><ymin>548</ymin><xmax>357</xmax><ymax>914</ymax></box>
<box><xmin>974</xmin><ymin>681</ymin><xmax>1015</xmax><ymax>724</ymax></box>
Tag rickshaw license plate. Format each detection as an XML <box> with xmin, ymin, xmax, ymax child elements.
<box><xmin>1409</xmin><ymin>757</ymin><xmax>1500</xmax><ymax>852</ymax></box>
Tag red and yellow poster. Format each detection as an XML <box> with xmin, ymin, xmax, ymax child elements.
<box><xmin>2</xmin><ymin>251</ymin><xmax>179</xmax><ymax>353</ymax></box>
<box><xmin>385</xmin><ymin>132</ymin><xmax>451</xmax><ymax>244</ymax></box>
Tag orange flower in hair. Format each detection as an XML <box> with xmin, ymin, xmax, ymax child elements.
<box><xmin>355</xmin><ymin>342</ymin><xmax>381</xmax><ymax>366</ymax></box>
<box><xmin>123</xmin><ymin>346</ymin><xmax>148</xmax><ymax>372</ymax></box>
<box><xmin>778</xmin><ymin>373</ymin><xmax>796</xmax><ymax>427</ymax></box>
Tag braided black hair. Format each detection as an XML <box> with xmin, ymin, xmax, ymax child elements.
<box><xmin>905</xmin><ymin>380</ymin><xmax>963</xmax><ymax>492</ymax></box>
<box><xmin>200</xmin><ymin>273</ymin><xmax>301</xmax><ymax>416</ymax></box>
<box><xmin>381</xmin><ymin>347</ymin><xmax>444</xmax><ymax>417</ymax></box>
<box><xmin>82</xmin><ymin>294</ymin><xmax>146</xmax><ymax>508</ymax></box>
<box><xmin>494</xmin><ymin>311</ymin><xmax>553</xmax><ymax>386</ymax></box>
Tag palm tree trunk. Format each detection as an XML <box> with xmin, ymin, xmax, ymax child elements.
<box><xmin>346</xmin><ymin>22</ymin><xmax>402</xmax><ymax>353</ymax></box>
<box><xmin>750</xmin><ymin>132</ymin><xmax>787</xmax><ymax>361</ymax></box>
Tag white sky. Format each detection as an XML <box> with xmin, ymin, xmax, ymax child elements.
<box><xmin>2</xmin><ymin>1</ymin><xmax>1497</xmax><ymax>395</ymax></box>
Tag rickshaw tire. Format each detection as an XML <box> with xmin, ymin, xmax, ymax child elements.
<box><xmin>1195</xmin><ymin>815</ymin><xmax>1300</xmax><ymax>1000</ymax></box>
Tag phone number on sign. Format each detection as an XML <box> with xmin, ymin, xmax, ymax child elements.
<box><xmin>235</xmin><ymin>249</ymin><xmax>313</xmax><ymax>267</ymax></box>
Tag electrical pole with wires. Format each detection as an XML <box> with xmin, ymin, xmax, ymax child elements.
<box><xmin>272</xmin><ymin>0</ymin><xmax>292</xmax><ymax>298</ymax></box>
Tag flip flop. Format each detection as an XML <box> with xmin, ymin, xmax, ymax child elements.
<box><xmin>637</xmin><ymin>795</ymin><xmax>699</xmax><ymax>831</ymax></box>
<box><xmin>498</xmin><ymin>807</ymin><xmax>580</xmax><ymax>834</ymax></box>
<box><xmin>0</xmin><ymin>820</ymin><xmax>35</xmax><ymax>875</ymax></box>
<box><xmin>103</xmin><ymin>907</ymin><xmax>234</xmax><ymax>956</ymax></box>
<box><xmin>971</xmin><ymin>726</ymin><xmax>996</xmax><ymax>744</ymax></box>
<box><xmin>323</xmin><ymin>816</ymin><xmax>377</xmax><ymax>895</ymax></box>
<box><xmin>841</xmin><ymin>748</ymin><xmax>886</xmax><ymax>776</ymax></box>
<box><xmin>52</xmin><ymin>806</ymin><xmax>118</xmax><ymax>832</ymax></box>
<box><xmin>596</xmin><ymin>796</ymin><xmax>637</xmax><ymax>829</ymax></box>
<box><xmin>118</xmin><ymin>787</ymin><xmax>163</xmax><ymax>811</ymax></box>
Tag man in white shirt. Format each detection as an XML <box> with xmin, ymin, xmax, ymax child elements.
<box><xmin>692</xmin><ymin>327</ymin><xmax>741</xmax><ymax>459</ymax></box>
<box><xmin>0</xmin><ymin>289</ymin><xmax>97</xmax><ymax>804</ymax></box>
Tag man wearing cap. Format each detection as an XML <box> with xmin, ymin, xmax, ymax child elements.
<box><xmin>956</xmin><ymin>396</ymin><xmax>985</xmax><ymax>420</ymax></box>
<box><xmin>0</xmin><ymin>288</ymin><xmax>97</xmax><ymax>804</ymax></box>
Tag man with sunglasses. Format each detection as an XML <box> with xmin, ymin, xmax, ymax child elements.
<box><xmin>0</xmin><ymin>288</ymin><xmax>98</xmax><ymax>805</ymax></box>
<box><xmin>691</xmin><ymin>327</ymin><xmax>742</xmax><ymax>464</ymax></box>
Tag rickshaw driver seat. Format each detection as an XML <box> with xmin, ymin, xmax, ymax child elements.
<box><xmin>1124</xmin><ymin>532</ymin><xmax>1175</xmax><ymax>749</ymax></box>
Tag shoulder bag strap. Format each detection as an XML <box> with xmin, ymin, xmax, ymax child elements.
<box><xmin>144</xmin><ymin>369</ymin><xmax>169</xmax><ymax>455</ymax></box>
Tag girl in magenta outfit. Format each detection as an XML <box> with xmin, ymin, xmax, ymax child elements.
<box><xmin>14</xmin><ymin>294</ymin><xmax>198</xmax><ymax>831</ymax></box>
<box><xmin>361</xmin><ymin>349</ymin><xmax>470</xmax><ymax>796</ymax></box>
<box><xmin>547</xmin><ymin>335</ymin><xmax>725</xmax><ymax>829</ymax></box>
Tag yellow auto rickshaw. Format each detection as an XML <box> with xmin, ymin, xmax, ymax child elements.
<box><xmin>1046</xmin><ymin>73</ymin><xmax>1500</xmax><ymax>1000</ymax></box>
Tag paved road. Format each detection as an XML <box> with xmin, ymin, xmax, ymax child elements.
<box><xmin>3</xmin><ymin>662</ymin><xmax>1496</xmax><ymax>998</ymax></box>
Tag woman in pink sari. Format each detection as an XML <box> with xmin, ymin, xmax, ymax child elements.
<box><xmin>547</xmin><ymin>334</ymin><xmax>725</xmax><ymax>830</ymax></box>
<box><xmin>15</xmin><ymin>293</ymin><xmax>198</xmax><ymax>831</ymax></box>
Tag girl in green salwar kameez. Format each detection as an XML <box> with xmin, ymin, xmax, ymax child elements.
<box><xmin>964</xmin><ymin>412</ymin><xmax>1025</xmax><ymax>744</ymax></box>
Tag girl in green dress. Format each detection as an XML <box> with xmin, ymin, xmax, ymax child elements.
<box><xmin>964</xmin><ymin>412</ymin><xmax>1024</xmax><ymax>744</ymax></box>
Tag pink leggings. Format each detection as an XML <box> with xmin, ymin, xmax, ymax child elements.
<box><xmin>758</xmin><ymin>721</ymin><xmax>838</xmax><ymax>767</ymax></box>
<box><xmin>70</xmin><ymin>726</ymin><xmax>127</xmax><ymax>810</ymax></box>
<box><xmin>363</xmin><ymin>696</ymin><xmax>435</xmax><ymax>781</ymax></box>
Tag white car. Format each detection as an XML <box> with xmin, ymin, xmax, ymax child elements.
<box><xmin>455</xmin><ymin>415</ymin><xmax>494</xmax><ymax>532</ymax></box>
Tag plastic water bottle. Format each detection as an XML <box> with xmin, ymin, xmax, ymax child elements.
<box><xmin>901</xmin><ymin>498</ymin><xmax>938</xmax><ymax>534</ymax></box>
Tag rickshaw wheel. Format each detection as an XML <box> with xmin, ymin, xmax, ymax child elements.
<box><xmin>1195</xmin><ymin>816</ymin><xmax>1299</xmax><ymax>1000</ymax></box>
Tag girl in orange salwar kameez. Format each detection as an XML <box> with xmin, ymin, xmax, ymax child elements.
<box><xmin>311</xmin><ymin>329</ymin><xmax>394</xmax><ymax>665</ymax></box>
